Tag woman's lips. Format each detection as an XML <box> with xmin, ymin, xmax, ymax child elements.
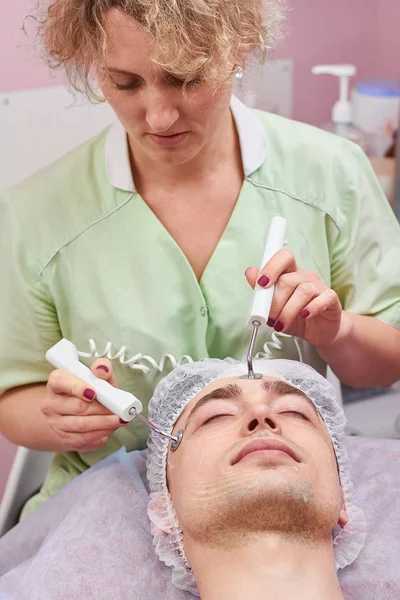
<box><xmin>232</xmin><ymin>437</ymin><xmax>300</xmax><ymax>465</ymax></box>
<box><xmin>148</xmin><ymin>131</ymin><xmax>189</xmax><ymax>147</ymax></box>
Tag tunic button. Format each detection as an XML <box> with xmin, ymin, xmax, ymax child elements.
<box><xmin>200</xmin><ymin>306</ymin><xmax>208</xmax><ymax>317</ymax></box>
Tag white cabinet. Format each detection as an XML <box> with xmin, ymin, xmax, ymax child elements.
<box><xmin>0</xmin><ymin>85</ymin><xmax>116</xmax><ymax>191</ymax></box>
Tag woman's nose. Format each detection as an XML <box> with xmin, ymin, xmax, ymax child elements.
<box><xmin>145</xmin><ymin>93</ymin><xmax>180</xmax><ymax>133</ymax></box>
<box><xmin>242</xmin><ymin>404</ymin><xmax>282</xmax><ymax>435</ymax></box>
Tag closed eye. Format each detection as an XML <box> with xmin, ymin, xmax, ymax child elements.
<box><xmin>281</xmin><ymin>411</ymin><xmax>309</xmax><ymax>421</ymax></box>
<box><xmin>112</xmin><ymin>79</ymin><xmax>143</xmax><ymax>92</ymax></box>
<box><xmin>202</xmin><ymin>414</ymin><xmax>233</xmax><ymax>426</ymax></box>
<box><xmin>112</xmin><ymin>76</ymin><xmax>200</xmax><ymax>92</ymax></box>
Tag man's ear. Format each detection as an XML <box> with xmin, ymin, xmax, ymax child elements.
<box><xmin>150</xmin><ymin>521</ymin><xmax>168</xmax><ymax>538</ymax></box>
<box><xmin>338</xmin><ymin>495</ymin><xmax>348</xmax><ymax>529</ymax></box>
<box><xmin>148</xmin><ymin>495</ymin><xmax>170</xmax><ymax>538</ymax></box>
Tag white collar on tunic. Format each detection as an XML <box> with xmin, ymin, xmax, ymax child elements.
<box><xmin>105</xmin><ymin>95</ymin><xmax>268</xmax><ymax>192</ymax></box>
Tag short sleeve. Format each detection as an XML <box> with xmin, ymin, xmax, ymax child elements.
<box><xmin>330</xmin><ymin>144</ymin><xmax>400</xmax><ymax>329</ymax></box>
<box><xmin>0</xmin><ymin>192</ymin><xmax>61</xmax><ymax>396</ymax></box>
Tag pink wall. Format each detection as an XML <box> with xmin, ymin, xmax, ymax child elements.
<box><xmin>377</xmin><ymin>0</ymin><xmax>400</xmax><ymax>80</ymax></box>
<box><xmin>0</xmin><ymin>0</ymin><xmax>60</xmax><ymax>92</ymax></box>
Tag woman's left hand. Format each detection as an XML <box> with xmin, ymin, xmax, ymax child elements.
<box><xmin>246</xmin><ymin>249</ymin><xmax>344</xmax><ymax>349</ymax></box>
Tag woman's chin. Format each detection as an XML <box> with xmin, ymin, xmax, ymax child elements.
<box><xmin>145</xmin><ymin>142</ymin><xmax>202</xmax><ymax>166</ymax></box>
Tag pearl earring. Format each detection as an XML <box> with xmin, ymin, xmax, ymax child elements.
<box><xmin>235</xmin><ymin>66</ymin><xmax>244</xmax><ymax>81</ymax></box>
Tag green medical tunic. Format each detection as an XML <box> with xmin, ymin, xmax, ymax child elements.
<box><xmin>1</xmin><ymin>97</ymin><xmax>399</xmax><ymax>515</ymax></box>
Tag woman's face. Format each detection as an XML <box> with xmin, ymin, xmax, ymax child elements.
<box><xmin>98</xmin><ymin>9</ymin><xmax>234</xmax><ymax>166</ymax></box>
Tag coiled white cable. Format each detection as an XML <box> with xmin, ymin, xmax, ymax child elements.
<box><xmin>77</xmin><ymin>339</ymin><xmax>193</xmax><ymax>375</ymax></box>
<box><xmin>255</xmin><ymin>331</ymin><xmax>304</xmax><ymax>363</ymax></box>
<box><xmin>78</xmin><ymin>333</ymin><xmax>302</xmax><ymax>377</ymax></box>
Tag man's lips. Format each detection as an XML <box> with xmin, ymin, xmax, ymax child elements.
<box><xmin>232</xmin><ymin>437</ymin><xmax>300</xmax><ymax>465</ymax></box>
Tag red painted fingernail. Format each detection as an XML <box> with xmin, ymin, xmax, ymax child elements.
<box><xmin>119</xmin><ymin>418</ymin><xmax>128</xmax><ymax>425</ymax></box>
<box><xmin>300</xmin><ymin>309</ymin><xmax>310</xmax><ymax>319</ymax></box>
<box><xmin>83</xmin><ymin>388</ymin><xmax>95</xmax><ymax>400</ymax></box>
<box><xmin>274</xmin><ymin>320</ymin><xmax>284</xmax><ymax>333</ymax></box>
<box><xmin>267</xmin><ymin>318</ymin><xmax>276</xmax><ymax>328</ymax></box>
<box><xmin>97</xmin><ymin>365</ymin><xmax>109</xmax><ymax>373</ymax></box>
<box><xmin>257</xmin><ymin>275</ymin><xmax>270</xmax><ymax>287</ymax></box>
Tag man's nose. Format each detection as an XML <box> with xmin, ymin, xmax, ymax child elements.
<box><xmin>145</xmin><ymin>91</ymin><xmax>180</xmax><ymax>133</ymax></box>
<box><xmin>242</xmin><ymin>404</ymin><xmax>282</xmax><ymax>436</ymax></box>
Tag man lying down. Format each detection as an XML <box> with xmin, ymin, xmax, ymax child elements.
<box><xmin>1</xmin><ymin>358</ymin><xmax>388</xmax><ymax>600</ymax></box>
<box><xmin>147</xmin><ymin>358</ymin><xmax>366</xmax><ymax>599</ymax></box>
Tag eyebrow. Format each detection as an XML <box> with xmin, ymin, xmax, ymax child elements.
<box><xmin>185</xmin><ymin>379</ymin><xmax>318</xmax><ymax>427</ymax></box>
<box><xmin>107</xmin><ymin>68</ymin><xmax>140</xmax><ymax>76</ymax></box>
<box><xmin>187</xmin><ymin>383</ymin><xmax>243</xmax><ymax>422</ymax></box>
<box><xmin>107</xmin><ymin>67</ymin><xmax>186</xmax><ymax>83</ymax></box>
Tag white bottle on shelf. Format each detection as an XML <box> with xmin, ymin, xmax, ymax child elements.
<box><xmin>312</xmin><ymin>64</ymin><xmax>366</xmax><ymax>151</ymax></box>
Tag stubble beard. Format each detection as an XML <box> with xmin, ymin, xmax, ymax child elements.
<box><xmin>181</xmin><ymin>475</ymin><xmax>337</xmax><ymax>550</ymax></box>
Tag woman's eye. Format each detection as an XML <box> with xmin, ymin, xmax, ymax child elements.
<box><xmin>281</xmin><ymin>411</ymin><xmax>308</xmax><ymax>421</ymax></box>
<box><xmin>186</xmin><ymin>78</ymin><xmax>201</xmax><ymax>87</ymax></box>
<box><xmin>113</xmin><ymin>79</ymin><xmax>143</xmax><ymax>92</ymax></box>
<box><xmin>202</xmin><ymin>414</ymin><xmax>232</xmax><ymax>426</ymax></box>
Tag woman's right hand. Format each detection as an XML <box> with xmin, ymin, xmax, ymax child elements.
<box><xmin>42</xmin><ymin>359</ymin><xmax>124</xmax><ymax>453</ymax></box>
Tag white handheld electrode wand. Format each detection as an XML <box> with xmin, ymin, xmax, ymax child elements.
<box><xmin>244</xmin><ymin>216</ymin><xmax>287</xmax><ymax>379</ymax></box>
<box><xmin>46</xmin><ymin>339</ymin><xmax>183</xmax><ymax>450</ymax></box>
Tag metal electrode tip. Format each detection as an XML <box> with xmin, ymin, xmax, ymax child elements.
<box><xmin>170</xmin><ymin>430</ymin><xmax>183</xmax><ymax>452</ymax></box>
<box><xmin>129</xmin><ymin>408</ymin><xmax>183</xmax><ymax>449</ymax></box>
<box><xmin>240</xmin><ymin>320</ymin><xmax>263</xmax><ymax>380</ymax></box>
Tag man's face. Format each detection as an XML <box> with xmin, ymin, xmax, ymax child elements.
<box><xmin>167</xmin><ymin>376</ymin><xmax>347</xmax><ymax>549</ymax></box>
<box><xmin>99</xmin><ymin>9</ymin><xmax>234</xmax><ymax>167</ymax></box>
